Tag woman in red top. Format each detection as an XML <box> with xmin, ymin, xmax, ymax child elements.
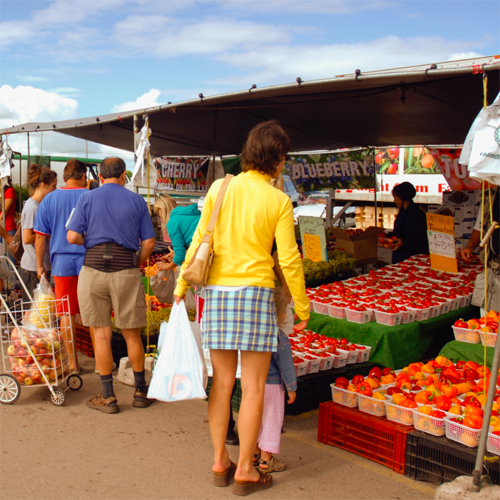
<box><xmin>0</xmin><ymin>177</ymin><xmax>17</xmax><ymax>263</ymax></box>
<box><xmin>1</xmin><ymin>177</ymin><xmax>17</xmax><ymax>234</ymax></box>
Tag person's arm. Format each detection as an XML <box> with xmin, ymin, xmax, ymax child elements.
<box><xmin>272</xmin><ymin>251</ymin><xmax>291</xmax><ymax>303</ymax></box>
<box><xmin>0</xmin><ymin>226</ymin><xmax>13</xmax><ymax>245</ymax></box>
<box><xmin>274</xmin><ymin>198</ymin><xmax>310</xmax><ymax>327</ymax></box>
<box><xmin>138</xmin><ymin>237</ymin><xmax>156</xmax><ymax>267</ymax></box>
<box><xmin>167</xmin><ymin>219</ymin><xmax>188</xmax><ymax>267</ymax></box>
<box><xmin>273</xmin><ymin>333</ymin><xmax>297</xmax><ymax>394</ymax></box>
<box><xmin>67</xmin><ymin>230</ymin><xmax>85</xmax><ymax>246</ymax></box>
<box><xmin>462</xmin><ymin>229</ymin><xmax>481</xmax><ymax>261</ymax></box>
<box><xmin>0</xmin><ymin>198</ymin><xmax>15</xmax><ymax>221</ymax></box>
<box><xmin>35</xmin><ymin>234</ymin><xmax>48</xmax><ymax>278</ymax></box>
<box><xmin>23</xmin><ymin>229</ymin><xmax>36</xmax><ymax>245</ymax></box>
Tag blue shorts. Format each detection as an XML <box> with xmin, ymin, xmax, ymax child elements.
<box><xmin>52</xmin><ymin>253</ymin><xmax>85</xmax><ymax>277</ymax></box>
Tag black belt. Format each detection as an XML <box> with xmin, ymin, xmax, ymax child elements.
<box><xmin>84</xmin><ymin>243</ymin><xmax>138</xmax><ymax>273</ymax></box>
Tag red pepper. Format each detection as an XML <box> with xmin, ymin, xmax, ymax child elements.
<box><xmin>369</xmin><ymin>367</ymin><xmax>382</xmax><ymax>380</ymax></box>
<box><xmin>386</xmin><ymin>386</ymin><xmax>403</xmax><ymax>396</ymax></box>
<box><xmin>352</xmin><ymin>375</ymin><xmax>364</xmax><ymax>385</ymax></box>
<box><xmin>382</xmin><ymin>367</ymin><xmax>394</xmax><ymax>376</ymax></box>
<box><xmin>454</xmin><ymin>319</ymin><xmax>468</xmax><ymax>328</ymax></box>
<box><xmin>431</xmin><ymin>410</ymin><xmax>447</xmax><ymax>419</ymax></box>
<box><xmin>356</xmin><ymin>382</ymin><xmax>373</xmax><ymax>396</ymax></box>
<box><xmin>435</xmin><ymin>395</ymin><xmax>452</xmax><ymax>411</ymax></box>
<box><xmin>334</xmin><ymin>377</ymin><xmax>349</xmax><ymax>389</ymax></box>
<box><xmin>463</xmin><ymin>396</ymin><xmax>481</xmax><ymax>407</ymax></box>
<box><xmin>456</xmin><ymin>360</ymin><xmax>466</xmax><ymax>369</ymax></box>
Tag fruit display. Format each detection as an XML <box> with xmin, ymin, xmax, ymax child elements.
<box><xmin>290</xmin><ymin>329</ymin><xmax>372</xmax><ymax>376</ymax></box>
<box><xmin>453</xmin><ymin>310</ymin><xmax>499</xmax><ymax>345</ymax></box>
<box><xmin>331</xmin><ymin>356</ymin><xmax>500</xmax><ymax>447</ymax></box>
<box><xmin>301</xmin><ymin>249</ymin><xmax>356</xmax><ymax>282</ymax></box>
<box><xmin>307</xmin><ymin>254</ymin><xmax>482</xmax><ymax>325</ymax></box>
<box><xmin>5</xmin><ymin>326</ymin><xmax>70</xmax><ymax>385</ymax></box>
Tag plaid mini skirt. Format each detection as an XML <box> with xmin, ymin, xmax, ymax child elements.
<box><xmin>202</xmin><ymin>287</ymin><xmax>278</xmax><ymax>352</ymax></box>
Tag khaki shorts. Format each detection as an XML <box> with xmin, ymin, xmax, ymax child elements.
<box><xmin>78</xmin><ymin>266</ymin><xmax>147</xmax><ymax>329</ymax></box>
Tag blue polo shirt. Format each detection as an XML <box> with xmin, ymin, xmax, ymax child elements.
<box><xmin>67</xmin><ymin>183</ymin><xmax>156</xmax><ymax>251</ymax></box>
<box><xmin>34</xmin><ymin>188</ymin><xmax>87</xmax><ymax>277</ymax></box>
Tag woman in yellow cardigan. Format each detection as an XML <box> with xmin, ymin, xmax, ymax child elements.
<box><xmin>174</xmin><ymin>120</ymin><xmax>309</xmax><ymax>495</ymax></box>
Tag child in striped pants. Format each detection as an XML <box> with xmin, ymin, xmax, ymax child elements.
<box><xmin>253</xmin><ymin>285</ymin><xmax>297</xmax><ymax>473</ymax></box>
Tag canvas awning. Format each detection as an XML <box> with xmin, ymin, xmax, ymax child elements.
<box><xmin>1</xmin><ymin>56</ymin><xmax>499</xmax><ymax>156</ymax></box>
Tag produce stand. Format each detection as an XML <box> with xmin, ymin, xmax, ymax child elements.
<box><xmin>306</xmin><ymin>306</ymin><xmax>475</xmax><ymax>370</ymax></box>
<box><xmin>438</xmin><ymin>340</ymin><xmax>495</xmax><ymax>368</ymax></box>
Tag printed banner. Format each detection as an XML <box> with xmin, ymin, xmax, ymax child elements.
<box><xmin>429</xmin><ymin>148</ymin><xmax>484</xmax><ymax>191</ymax></box>
<box><xmin>285</xmin><ymin>151</ymin><xmax>375</xmax><ymax>193</ymax></box>
<box><xmin>155</xmin><ymin>157</ymin><xmax>209</xmax><ymax>192</ymax></box>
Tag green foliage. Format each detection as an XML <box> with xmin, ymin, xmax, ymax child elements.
<box><xmin>12</xmin><ymin>185</ymin><xmax>31</xmax><ymax>212</ymax></box>
<box><xmin>302</xmin><ymin>249</ymin><xmax>355</xmax><ymax>281</ymax></box>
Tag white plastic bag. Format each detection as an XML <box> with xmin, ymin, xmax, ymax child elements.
<box><xmin>466</xmin><ymin>92</ymin><xmax>500</xmax><ymax>184</ymax></box>
<box><xmin>147</xmin><ymin>301</ymin><xmax>207</xmax><ymax>402</ymax></box>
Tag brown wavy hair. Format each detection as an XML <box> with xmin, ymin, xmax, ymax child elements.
<box><xmin>240</xmin><ymin>120</ymin><xmax>290</xmax><ymax>176</ymax></box>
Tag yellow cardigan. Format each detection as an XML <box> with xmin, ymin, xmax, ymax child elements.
<box><xmin>174</xmin><ymin>170</ymin><xmax>310</xmax><ymax>321</ymax></box>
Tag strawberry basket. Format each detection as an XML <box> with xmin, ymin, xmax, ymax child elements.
<box><xmin>357</xmin><ymin>392</ymin><xmax>386</xmax><ymax>417</ymax></box>
<box><xmin>384</xmin><ymin>401</ymin><xmax>415</xmax><ymax>426</ymax></box>
<box><xmin>444</xmin><ymin>417</ymin><xmax>481</xmax><ymax>447</ymax></box>
<box><xmin>345</xmin><ymin>308</ymin><xmax>371</xmax><ymax>324</ymax></box>
<box><xmin>375</xmin><ymin>310</ymin><xmax>403</xmax><ymax>326</ymax></box>
<box><xmin>452</xmin><ymin>326</ymin><xmax>480</xmax><ymax>344</ymax></box>
<box><xmin>330</xmin><ymin>384</ymin><xmax>358</xmax><ymax>408</ymax></box>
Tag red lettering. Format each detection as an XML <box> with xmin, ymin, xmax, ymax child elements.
<box><xmin>438</xmin><ymin>183</ymin><xmax>449</xmax><ymax>193</ymax></box>
<box><xmin>415</xmin><ymin>185</ymin><xmax>428</xmax><ymax>193</ymax></box>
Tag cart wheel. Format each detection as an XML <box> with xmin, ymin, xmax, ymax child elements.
<box><xmin>50</xmin><ymin>387</ymin><xmax>66</xmax><ymax>406</ymax></box>
<box><xmin>67</xmin><ymin>374</ymin><xmax>83</xmax><ymax>391</ymax></box>
<box><xmin>0</xmin><ymin>374</ymin><xmax>20</xmax><ymax>405</ymax></box>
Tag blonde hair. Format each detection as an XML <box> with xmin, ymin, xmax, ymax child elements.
<box><xmin>154</xmin><ymin>194</ymin><xmax>178</xmax><ymax>238</ymax></box>
<box><xmin>270</xmin><ymin>173</ymin><xmax>284</xmax><ymax>191</ymax></box>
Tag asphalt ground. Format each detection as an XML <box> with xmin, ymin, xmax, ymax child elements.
<box><xmin>0</xmin><ymin>353</ymin><xmax>436</xmax><ymax>500</ymax></box>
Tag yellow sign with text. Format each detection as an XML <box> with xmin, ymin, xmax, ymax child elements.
<box><xmin>426</xmin><ymin>213</ymin><xmax>458</xmax><ymax>273</ymax></box>
<box><xmin>302</xmin><ymin>233</ymin><xmax>323</xmax><ymax>262</ymax></box>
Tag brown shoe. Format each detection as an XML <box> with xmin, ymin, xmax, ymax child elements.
<box><xmin>213</xmin><ymin>461</ymin><xmax>237</xmax><ymax>487</ymax></box>
<box><xmin>132</xmin><ymin>388</ymin><xmax>156</xmax><ymax>408</ymax></box>
<box><xmin>87</xmin><ymin>393</ymin><xmax>120</xmax><ymax>414</ymax></box>
<box><xmin>233</xmin><ymin>470</ymin><xmax>273</xmax><ymax>496</ymax></box>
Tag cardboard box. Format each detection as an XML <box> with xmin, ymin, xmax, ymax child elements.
<box><xmin>331</xmin><ymin>226</ymin><xmax>380</xmax><ymax>261</ymax></box>
<box><xmin>442</xmin><ymin>190</ymin><xmax>475</xmax><ymax>206</ymax></box>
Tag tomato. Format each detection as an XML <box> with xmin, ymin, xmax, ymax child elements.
<box><xmin>387</xmin><ymin>163</ymin><xmax>398</xmax><ymax>174</ymax></box>
<box><xmin>375</xmin><ymin>152</ymin><xmax>385</xmax><ymax>165</ymax></box>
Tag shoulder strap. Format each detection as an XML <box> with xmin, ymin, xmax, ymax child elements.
<box><xmin>205</xmin><ymin>174</ymin><xmax>233</xmax><ymax>234</ymax></box>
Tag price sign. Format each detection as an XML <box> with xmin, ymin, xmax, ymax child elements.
<box><xmin>299</xmin><ymin>216</ymin><xmax>327</xmax><ymax>262</ymax></box>
<box><xmin>426</xmin><ymin>213</ymin><xmax>458</xmax><ymax>273</ymax></box>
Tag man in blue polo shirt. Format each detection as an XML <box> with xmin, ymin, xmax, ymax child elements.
<box><xmin>67</xmin><ymin>157</ymin><xmax>156</xmax><ymax>413</ymax></box>
<box><xmin>34</xmin><ymin>159</ymin><xmax>87</xmax><ymax>373</ymax></box>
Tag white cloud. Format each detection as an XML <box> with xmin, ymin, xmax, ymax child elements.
<box><xmin>0</xmin><ymin>85</ymin><xmax>130</xmax><ymax>164</ymax></box>
<box><xmin>113</xmin><ymin>16</ymin><xmax>291</xmax><ymax>57</ymax></box>
<box><xmin>447</xmin><ymin>52</ymin><xmax>483</xmax><ymax>61</ymax></box>
<box><xmin>211</xmin><ymin>35</ymin><xmax>486</xmax><ymax>85</ymax></box>
<box><xmin>111</xmin><ymin>89</ymin><xmax>163</xmax><ymax>113</ymax></box>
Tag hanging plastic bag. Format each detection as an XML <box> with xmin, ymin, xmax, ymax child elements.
<box><xmin>147</xmin><ymin>301</ymin><xmax>207</xmax><ymax>402</ymax></box>
<box><xmin>151</xmin><ymin>266</ymin><xmax>196</xmax><ymax>310</ymax></box>
<box><xmin>24</xmin><ymin>275</ymin><xmax>57</xmax><ymax>328</ymax></box>
<box><xmin>465</xmin><ymin>92</ymin><xmax>500</xmax><ymax>184</ymax></box>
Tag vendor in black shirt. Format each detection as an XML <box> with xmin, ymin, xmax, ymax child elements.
<box><xmin>387</xmin><ymin>182</ymin><xmax>429</xmax><ymax>264</ymax></box>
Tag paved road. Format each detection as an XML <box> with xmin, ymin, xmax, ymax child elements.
<box><xmin>0</xmin><ymin>354</ymin><xmax>436</xmax><ymax>500</ymax></box>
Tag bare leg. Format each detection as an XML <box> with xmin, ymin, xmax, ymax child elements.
<box><xmin>209</xmin><ymin>349</ymin><xmax>238</xmax><ymax>473</ymax></box>
<box><xmin>235</xmin><ymin>350</ymin><xmax>272</xmax><ymax>482</ymax></box>
<box><xmin>60</xmin><ymin>315</ymin><xmax>79</xmax><ymax>372</ymax></box>
<box><xmin>89</xmin><ymin>326</ymin><xmax>98</xmax><ymax>371</ymax></box>
<box><xmin>121</xmin><ymin>328</ymin><xmax>144</xmax><ymax>372</ymax></box>
<box><xmin>92</xmin><ymin>326</ymin><xmax>113</xmax><ymax>376</ymax></box>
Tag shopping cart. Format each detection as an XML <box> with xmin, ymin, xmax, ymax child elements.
<box><xmin>0</xmin><ymin>257</ymin><xmax>82</xmax><ymax>405</ymax></box>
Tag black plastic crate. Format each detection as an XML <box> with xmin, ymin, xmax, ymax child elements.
<box><xmin>405</xmin><ymin>431</ymin><xmax>499</xmax><ymax>485</ymax></box>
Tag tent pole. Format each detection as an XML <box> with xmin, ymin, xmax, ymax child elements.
<box><xmin>133</xmin><ymin>115</ymin><xmax>138</xmax><ymax>194</ymax></box>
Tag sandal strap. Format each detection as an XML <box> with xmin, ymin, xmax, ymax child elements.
<box><xmin>235</xmin><ymin>470</ymin><xmax>272</xmax><ymax>486</ymax></box>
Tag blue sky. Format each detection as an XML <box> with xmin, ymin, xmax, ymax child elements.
<box><xmin>0</xmin><ymin>0</ymin><xmax>498</xmax><ymax>159</ymax></box>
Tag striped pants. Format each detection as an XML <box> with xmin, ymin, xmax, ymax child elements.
<box><xmin>257</xmin><ymin>384</ymin><xmax>285</xmax><ymax>455</ymax></box>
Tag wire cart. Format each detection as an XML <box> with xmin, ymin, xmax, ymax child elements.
<box><xmin>0</xmin><ymin>258</ymin><xmax>82</xmax><ymax>405</ymax></box>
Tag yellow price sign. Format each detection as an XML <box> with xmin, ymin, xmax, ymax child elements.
<box><xmin>303</xmin><ymin>233</ymin><xmax>323</xmax><ymax>262</ymax></box>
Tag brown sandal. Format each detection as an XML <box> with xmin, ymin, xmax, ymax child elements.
<box><xmin>233</xmin><ymin>469</ymin><xmax>273</xmax><ymax>496</ymax></box>
<box><xmin>213</xmin><ymin>461</ymin><xmax>237</xmax><ymax>487</ymax></box>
